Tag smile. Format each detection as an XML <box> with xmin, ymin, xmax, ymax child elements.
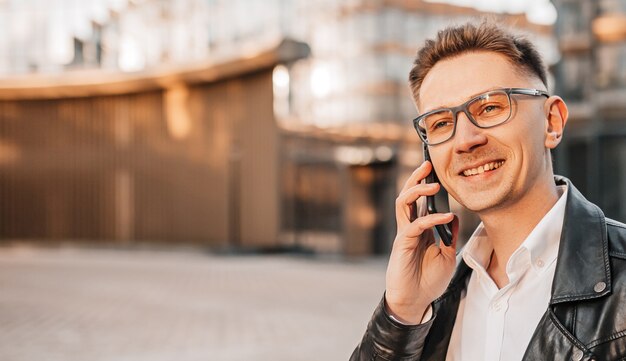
<box><xmin>461</xmin><ymin>160</ymin><xmax>505</xmax><ymax>177</ymax></box>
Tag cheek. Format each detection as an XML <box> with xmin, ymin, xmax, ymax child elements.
<box><xmin>510</xmin><ymin>110</ymin><xmax>546</xmax><ymax>150</ymax></box>
<box><xmin>429</xmin><ymin>151</ymin><xmax>448</xmax><ymax>174</ymax></box>
<box><xmin>430</xmin><ymin>152</ymin><xmax>454</xmax><ymax>188</ymax></box>
<box><xmin>512</xmin><ymin>123</ymin><xmax>548</xmax><ymax>172</ymax></box>
<box><xmin>523</xmin><ymin>105</ymin><xmax>548</xmax><ymax>138</ymax></box>
<box><xmin>523</xmin><ymin>117</ymin><xmax>549</xmax><ymax>153</ymax></box>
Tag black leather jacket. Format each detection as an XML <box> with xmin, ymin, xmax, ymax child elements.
<box><xmin>351</xmin><ymin>177</ymin><xmax>626</xmax><ymax>360</ymax></box>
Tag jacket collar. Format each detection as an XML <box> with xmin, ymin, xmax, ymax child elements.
<box><xmin>550</xmin><ymin>176</ymin><xmax>612</xmax><ymax>304</ymax></box>
<box><xmin>441</xmin><ymin>176</ymin><xmax>611</xmax><ymax>304</ymax></box>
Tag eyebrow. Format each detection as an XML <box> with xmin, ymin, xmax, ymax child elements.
<box><xmin>421</xmin><ymin>86</ymin><xmax>505</xmax><ymax>114</ymax></box>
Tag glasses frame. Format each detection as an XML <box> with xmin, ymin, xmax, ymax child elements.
<box><xmin>413</xmin><ymin>87</ymin><xmax>550</xmax><ymax>146</ymax></box>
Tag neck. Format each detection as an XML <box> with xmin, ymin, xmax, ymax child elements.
<box><xmin>479</xmin><ymin>173</ymin><xmax>560</xmax><ymax>288</ymax></box>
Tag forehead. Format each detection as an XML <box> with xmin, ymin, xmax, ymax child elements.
<box><xmin>417</xmin><ymin>51</ymin><xmax>538</xmax><ymax>113</ymax></box>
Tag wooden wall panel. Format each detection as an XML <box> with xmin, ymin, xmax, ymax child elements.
<box><xmin>0</xmin><ymin>71</ymin><xmax>278</xmax><ymax>247</ymax></box>
<box><xmin>235</xmin><ymin>71</ymin><xmax>280</xmax><ymax>248</ymax></box>
<box><xmin>0</xmin><ymin>39</ymin><xmax>312</xmax><ymax>248</ymax></box>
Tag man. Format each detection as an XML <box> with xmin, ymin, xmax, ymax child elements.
<box><xmin>351</xmin><ymin>21</ymin><xmax>626</xmax><ymax>360</ymax></box>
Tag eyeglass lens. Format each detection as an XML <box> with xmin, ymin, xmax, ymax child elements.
<box><xmin>419</xmin><ymin>91</ymin><xmax>512</xmax><ymax>144</ymax></box>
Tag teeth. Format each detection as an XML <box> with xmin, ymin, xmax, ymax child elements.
<box><xmin>462</xmin><ymin>161</ymin><xmax>504</xmax><ymax>177</ymax></box>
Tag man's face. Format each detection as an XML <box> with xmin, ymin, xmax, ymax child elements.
<box><xmin>417</xmin><ymin>51</ymin><xmax>551</xmax><ymax>214</ymax></box>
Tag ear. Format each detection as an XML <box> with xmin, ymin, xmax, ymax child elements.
<box><xmin>544</xmin><ymin>96</ymin><xmax>568</xmax><ymax>149</ymax></box>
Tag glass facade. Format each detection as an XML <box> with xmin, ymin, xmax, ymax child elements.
<box><xmin>556</xmin><ymin>55</ymin><xmax>591</xmax><ymax>100</ymax></box>
<box><xmin>553</xmin><ymin>0</ymin><xmax>626</xmax><ymax>222</ymax></box>
<box><xmin>596</xmin><ymin>43</ymin><xmax>626</xmax><ymax>89</ymax></box>
<box><xmin>598</xmin><ymin>0</ymin><xmax>626</xmax><ymax>13</ymax></box>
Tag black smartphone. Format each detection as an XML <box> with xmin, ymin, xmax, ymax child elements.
<box><xmin>408</xmin><ymin>144</ymin><xmax>453</xmax><ymax>246</ymax></box>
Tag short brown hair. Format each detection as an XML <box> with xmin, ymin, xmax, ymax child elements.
<box><xmin>408</xmin><ymin>20</ymin><xmax>548</xmax><ymax>102</ymax></box>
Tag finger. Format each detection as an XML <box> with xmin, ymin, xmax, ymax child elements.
<box><xmin>404</xmin><ymin>212</ymin><xmax>455</xmax><ymax>238</ymax></box>
<box><xmin>396</xmin><ymin>212</ymin><xmax>455</xmax><ymax>249</ymax></box>
<box><xmin>399</xmin><ymin>197</ymin><xmax>426</xmax><ymax>228</ymax></box>
<box><xmin>396</xmin><ymin>183</ymin><xmax>440</xmax><ymax>223</ymax></box>
<box><xmin>397</xmin><ymin>183</ymin><xmax>439</xmax><ymax>209</ymax></box>
<box><xmin>401</xmin><ymin>161</ymin><xmax>432</xmax><ymax>193</ymax></box>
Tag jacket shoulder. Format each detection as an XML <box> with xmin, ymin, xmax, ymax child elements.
<box><xmin>606</xmin><ymin>218</ymin><xmax>626</xmax><ymax>259</ymax></box>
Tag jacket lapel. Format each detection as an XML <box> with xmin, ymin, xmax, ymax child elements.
<box><xmin>523</xmin><ymin>176</ymin><xmax>612</xmax><ymax>360</ymax></box>
<box><xmin>523</xmin><ymin>309</ymin><xmax>591</xmax><ymax>360</ymax></box>
<box><xmin>550</xmin><ymin>176</ymin><xmax>611</xmax><ymax>304</ymax></box>
<box><xmin>420</xmin><ymin>260</ymin><xmax>472</xmax><ymax>360</ymax></box>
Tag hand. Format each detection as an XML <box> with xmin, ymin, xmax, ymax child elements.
<box><xmin>385</xmin><ymin>160</ymin><xmax>459</xmax><ymax>325</ymax></box>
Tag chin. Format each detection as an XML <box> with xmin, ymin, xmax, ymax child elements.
<box><xmin>461</xmin><ymin>197</ymin><xmax>501</xmax><ymax>213</ymax></box>
<box><xmin>455</xmin><ymin>186</ymin><xmax>512</xmax><ymax>213</ymax></box>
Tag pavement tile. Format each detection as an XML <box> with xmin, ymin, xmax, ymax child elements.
<box><xmin>0</xmin><ymin>247</ymin><xmax>387</xmax><ymax>361</ymax></box>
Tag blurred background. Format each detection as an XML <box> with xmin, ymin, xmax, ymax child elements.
<box><xmin>0</xmin><ymin>0</ymin><xmax>625</xmax><ymax>360</ymax></box>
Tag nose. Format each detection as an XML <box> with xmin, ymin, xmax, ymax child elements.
<box><xmin>452</xmin><ymin>111</ymin><xmax>488</xmax><ymax>153</ymax></box>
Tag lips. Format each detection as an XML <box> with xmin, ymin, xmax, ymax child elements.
<box><xmin>460</xmin><ymin>160</ymin><xmax>505</xmax><ymax>177</ymax></box>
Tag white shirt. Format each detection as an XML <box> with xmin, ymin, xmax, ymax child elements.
<box><xmin>446</xmin><ymin>185</ymin><xmax>568</xmax><ymax>361</ymax></box>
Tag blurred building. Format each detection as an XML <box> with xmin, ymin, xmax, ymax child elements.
<box><xmin>0</xmin><ymin>39</ymin><xmax>310</xmax><ymax>248</ymax></box>
<box><xmin>552</xmin><ymin>0</ymin><xmax>626</xmax><ymax>222</ymax></box>
<box><xmin>0</xmin><ymin>0</ymin><xmax>559</xmax><ymax>254</ymax></box>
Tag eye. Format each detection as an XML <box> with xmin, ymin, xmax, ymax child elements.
<box><xmin>484</xmin><ymin>105</ymin><xmax>499</xmax><ymax>113</ymax></box>
<box><xmin>423</xmin><ymin>110</ymin><xmax>455</xmax><ymax>133</ymax></box>
<box><xmin>425</xmin><ymin>115</ymin><xmax>454</xmax><ymax>132</ymax></box>
<box><xmin>432</xmin><ymin>119</ymin><xmax>453</xmax><ymax>130</ymax></box>
<box><xmin>478</xmin><ymin>102</ymin><xmax>506</xmax><ymax>117</ymax></box>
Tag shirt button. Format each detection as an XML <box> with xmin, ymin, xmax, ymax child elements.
<box><xmin>493</xmin><ymin>302</ymin><xmax>502</xmax><ymax>311</ymax></box>
<box><xmin>572</xmin><ymin>348</ymin><xmax>583</xmax><ymax>361</ymax></box>
<box><xmin>594</xmin><ymin>281</ymin><xmax>606</xmax><ymax>293</ymax></box>
<box><xmin>536</xmin><ymin>259</ymin><xmax>545</xmax><ymax>268</ymax></box>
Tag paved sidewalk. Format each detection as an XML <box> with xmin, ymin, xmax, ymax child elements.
<box><xmin>0</xmin><ymin>246</ymin><xmax>387</xmax><ymax>361</ymax></box>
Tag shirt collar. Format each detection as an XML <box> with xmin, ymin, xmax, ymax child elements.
<box><xmin>462</xmin><ymin>185</ymin><xmax>568</xmax><ymax>277</ymax></box>
<box><xmin>461</xmin><ymin>223</ymin><xmax>490</xmax><ymax>273</ymax></box>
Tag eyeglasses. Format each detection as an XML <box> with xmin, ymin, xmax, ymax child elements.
<box><xmin>413</xmin><ymin>88</ymin><xmax>549</xmax><ymax>145</ymax></box>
